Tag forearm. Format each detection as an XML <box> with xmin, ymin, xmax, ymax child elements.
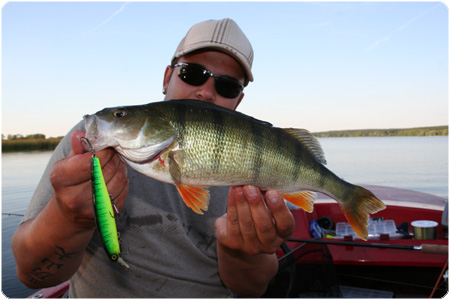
<box><xmin>12</xmin><ymin>197</ymin><xmax>95</xmax><ymax>289</ymax></box>
<box><xmin>217</xmin><ymin>243</ymin><xmax>278</xmax><ymax>297</ymax></box>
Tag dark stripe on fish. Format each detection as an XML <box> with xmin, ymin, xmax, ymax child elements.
<box><xmin>275</xmin><ymin>129</ymin><xmax>289</xmax><ymax>183</ymax></box>
<box><xmin>212</xmin><ymin>108</ymin><xmax>225</xmax><ymax>174</ymax></box>
<box><xmin>173</xmin><ymin>103</ymin><xmax>187</xmax><ymax>147</ymax></box>
<box><xmin>250</xmin><ymin>121</ymin><xmax>263</xmax><ymax>182</ymax></box>
<box><xmin>276</xmin><ymin>128</ymin><xmax>285</xmax><ymax>153</ymax></box>
<box><xmin>292</xmin><ymin>142</ymin><xmax>302</xmax><ymax>182</ymax></box>
<box><xmin>316</xmin><ymin>161</ymin><xmax>329</xmax><ymax>190</ymax></box>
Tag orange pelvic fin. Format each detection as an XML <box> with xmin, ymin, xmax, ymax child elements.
<box><xmin>176</xmin><ymin>185</ymin><xmax>210</xmax><ymax>214</ymax></box>
<box><xmin>281</xmin><ymin>191</ymin><xmax>316</xmax><ymax>213</ymax></box>
<box><xmin>341</xmin><ymin>186</ymin><xmax>386</xmax><ymax>241</ymax></box>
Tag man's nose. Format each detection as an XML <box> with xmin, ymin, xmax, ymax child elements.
<box><xmin>195</xmin><ymin>77</ymin><xmax>215</xmax><ymax>102</ymax></box>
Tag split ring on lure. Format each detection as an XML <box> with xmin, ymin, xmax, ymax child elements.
<box><xmin>81</xmin><ymin>137</ymin><xmax>129</xmax><ymax>269</ymax></box>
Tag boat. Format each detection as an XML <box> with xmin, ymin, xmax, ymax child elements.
<box><xmin>28</xmin><ymin>281</ymin><xmax>69</xmax><ymax>298</ymax></box>
<box><xmin>29</xmin><ymin>185</ymin><xmax>448</xmax><ymax>298</ymax></box>
<box><xmin>264</xmin><ymin>184</ymin><xmax>448</xmax><ymax>298</ymax></box>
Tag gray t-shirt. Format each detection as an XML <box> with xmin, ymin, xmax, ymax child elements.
<box><xmin>22</xmin><ymin>121</ymin><xmax>233</xmax><ymax>297</ymax></box>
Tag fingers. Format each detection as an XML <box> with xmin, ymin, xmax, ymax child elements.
<box><xmin>236</xmin><ymin>186</ymin><xmax>277</xmax><ymax>253</ymax></box>
<box><xmin>50</xmin><ymin>152</ymin><xmax>92</xmax><ymax>189</ymax></box>
<box><xmin>264</xmin><ymin>190</ymin><xmax>295</xmax><ymax>240</ymax></box>
<box><xmin>219</xmin><ymin>185</ymin><xmax>294</xmax><ymax>255</ymax></box>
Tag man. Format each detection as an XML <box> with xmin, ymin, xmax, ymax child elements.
<box><xmin>13</xmin><ymin>18</ymin><xmax>295</xmax><ymax>297</ymax></box>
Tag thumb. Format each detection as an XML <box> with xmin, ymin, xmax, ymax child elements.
<box><xmin>214</xmin><ymin>213</ymin><xmax>228</xmax><ymax>241</ymax></box>
<box><xmin>69</xmin><ymin>130</ymin><xmax>87</xmax><ymax>157</ymax></box>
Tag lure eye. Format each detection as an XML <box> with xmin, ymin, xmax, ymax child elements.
<box><xmin>113</xmin><ymin>109</ymin><xmax>127</xmax><ymax>118</ymax></box>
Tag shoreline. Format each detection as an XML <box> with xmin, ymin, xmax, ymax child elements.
<box><xmin>313</xmin><ymin>126</ymin><xmax>448</xmax><ymax>138</ymax></box>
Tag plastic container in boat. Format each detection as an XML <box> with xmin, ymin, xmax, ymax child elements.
<box><xmin>335</xmin><ymin>219</ymin><xmax>402</xmax><ymax>239</ymax></box>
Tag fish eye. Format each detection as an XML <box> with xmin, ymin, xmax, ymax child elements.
<box><xmin>113</xmin><ymin>109</ymin><xmax>127</xmax><ymax>118</ymax></box>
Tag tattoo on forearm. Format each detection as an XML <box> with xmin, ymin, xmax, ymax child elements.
<box><xmin>54</xmin><ymin>246</ymin><xmax>77</xmax><ymax>260</ymax></box>
<box><xmin>28</xmin><ymin>267</ymin><xmax>54</xmax><ymax>281</ymax></box>
<box><xmin>25</xmin><ymin>246</ymin><xmax>78</xmax><ymax>285</ymax></box>
<box><xmin>41</xmin><ymin>258</ymin><xmax>63</xmax><ymax>270</ymax></box>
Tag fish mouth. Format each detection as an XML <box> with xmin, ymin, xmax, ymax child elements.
<box><xmin>83</xmin><ymin>114</ymin><xmax>120</xmax><ymax>152</ymax></box>
<box><xmin>83</xmin><ymin>114</ymin><xmax>100</xmax><ymax>150</ymax></box>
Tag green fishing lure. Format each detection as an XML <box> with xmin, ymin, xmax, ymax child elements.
<box><xmin>83</xmin><ymin>138</ymin><xmax>129</xmax><ymax>269</ymax></box>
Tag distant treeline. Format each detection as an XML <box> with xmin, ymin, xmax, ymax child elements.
<box><xmin>2</xmin><ymin>138</ymin><xmax>63</xmax><ymax>152</ymax></box>
<box><xmin>6</xmin><ymin>134</ymin><xmax>45</xmax><ymax>140</ymax></box>
<box><xmin>313</xmin><ymin>126</ymin><xmax>448</xmax><ymax>138</ymax></box>
<box><xmin>3</xmin><ymin>133</ymin><xmax>63</xmax><ymax>140</ymax></box>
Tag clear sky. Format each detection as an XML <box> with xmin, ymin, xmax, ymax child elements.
<box><xmin>2</xmin><ymin>1</ymin><xmax>448</xmax><ymax>138</ymax></box>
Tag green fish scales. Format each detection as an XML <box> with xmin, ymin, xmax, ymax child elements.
<box><xmin>166</xmin><ymin>101</ymin><xmax>327</xmax><ymax>191</ymax></box>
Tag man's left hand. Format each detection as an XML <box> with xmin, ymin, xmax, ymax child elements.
<box><xmin>215</xmin><ymin>185</ymin><xmax>295</xmax><ymax>255</ymax></box>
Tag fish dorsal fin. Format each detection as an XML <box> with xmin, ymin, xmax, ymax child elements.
<box><xmin>282</xmin><ymin>128</ymin><xmax>327</xmax><ymax>165</ymax></box>
<box><xmin>173</xmin><ymin>99</ymin><xmax>274</xmax><ymax>127</ymax></box>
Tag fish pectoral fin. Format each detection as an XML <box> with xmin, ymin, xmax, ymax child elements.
<box><xmin>281</xmin><ymin>191</ymin><xmax>316</xmax><ymax>213</ymax></box>
<box><xmin>340</xmin><ymin>186</ymin><xmax>386</xmax><ymax>241</ymax></box>
<box><xmin>168</xmin><ymin>150</ymin><xmax>184</xmax><ymax>183</ymax></box>
<box><xmin>176</xmin><ymin>185</ymin><xmax>210</xmax><ymax>215</ymax></box>
<box><xmin>169</xmin><ymin>151</ymin><xmax>210</xmax><ymax>214</ymax></box>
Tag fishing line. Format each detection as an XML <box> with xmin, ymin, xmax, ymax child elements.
<box><xmin>336</xmin><ymin>270</ymin><xmax>445</xmax><ymax>291</ymax></box>
<box><xmin>2</xmin><ymin>213</ymin><xmax>25</xmax><ymax>217</ymax></box>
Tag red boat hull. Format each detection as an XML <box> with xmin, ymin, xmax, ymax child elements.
<box><xmin>289</xmin><ymin>203</ymin><xmax>447</xmax><ymax>267</ymax></box>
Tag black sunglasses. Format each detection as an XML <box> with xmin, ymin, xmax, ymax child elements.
<box><xmin>173</xmin><ymin>63</ymin><xmax>244</xmax><ymax>99</ymax></box>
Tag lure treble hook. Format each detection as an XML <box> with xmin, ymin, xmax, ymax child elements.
<box><xmin>80</xmin><ymin>137</ymin><xmax>96</xmax><ymax>158</ymax></box>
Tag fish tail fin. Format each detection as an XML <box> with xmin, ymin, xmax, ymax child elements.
<box><xmin>281</xmin><ymin>191</ymin><xmax>316</xmax><ymax>213</ymax></box>
<box><xmin>341</xmin><ymin>186</ymin><xmax>386</xmax><ymax>240</ymax></box>
<box><xmin>176</xmin><ymin>185</ymin><xmax>210</xmax><ymax>214</ymax></box>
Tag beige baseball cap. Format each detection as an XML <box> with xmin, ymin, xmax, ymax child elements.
<box><xmin>171</xmin><ymin>18</ymin><xmax>254</xmax><ymax>84</ymax></box>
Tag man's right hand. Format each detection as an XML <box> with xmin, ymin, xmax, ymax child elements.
<box><xmin>50</xmin><ymin>130</ymin><xmax>129</xmax><ymax>229</ymax></box>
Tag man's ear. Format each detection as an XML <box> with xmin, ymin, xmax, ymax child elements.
<box><xmin>162</xmin><ymin>65</ymin><xmax>173</xmax><ymax>93</ymax></box>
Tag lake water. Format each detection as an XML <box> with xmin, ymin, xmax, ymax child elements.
<box><xmin>319</xmin><ymin>136</ymin><xmax>448</xmax><ymax>198</ymax></box>
<box><xmin>2</xmin><ymin>136</ymin><xmax>448</xmax><ymax>297</ymax></box>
